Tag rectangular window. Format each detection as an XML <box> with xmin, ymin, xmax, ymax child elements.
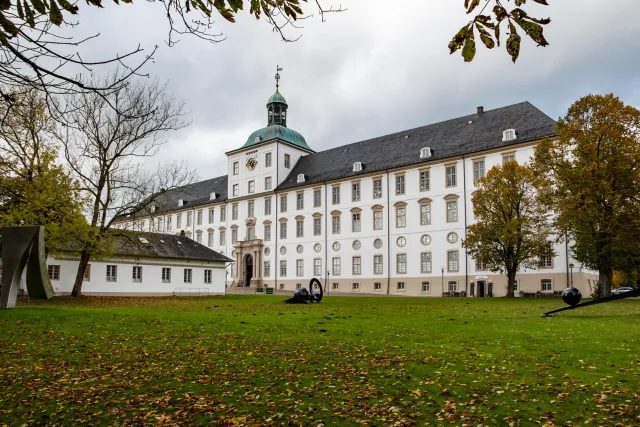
<box><xmin>247</xmin><ymin>227</ymin><xmax>255</xmax><ymax>240</ymax></box>
<box><xmin>447</xmin><ymin>200</ymin><xmax>458</xmax><ymax>222</ymax></box>
<box><xmin>83</xmin><ymin>264</ymin><xmax>91</xmax><ymax>282</ymax></box>
<box><xmin>208</xmin><ymin>208</ymin><xmax>214</xmax><ymax>224</ymax></box>
<box><xmin>284</xmin><ymin>153</ymin><xmax>291</xmax><ymax>168</ymax></box>
<box><xmin>374</xmin><ymin>210</ymin><xmax>383</xmax><ymax>230</ymax></box>
<box><xmin>204</xmin><ymin>269</ymin><xmax>212</xmax><ymax>284</ymax></box>
<box><xmin>422</xmin><ymin>281</ymin><xmax>430</xmax><ymax>293</ymax></box>
<box><xmin>475</xmin><ymin>258</ymin><xmax>486</xmax><ymax>271</ymax></box>
<box><xmin>374</xmin><ymin>282</ymin><xmax>381</xmax><ymax>290</ymax></box>
<box><xmin>280</xmin><ymin>222</ymin><xmax>287</xmax><ymax>239</ymax></box>
<box><xmin>220</xmin><ymin>206</ymin><xmax>226</xmax><ymax>222</ymax></box>
<box><xmin>352</xmin><ymin>257</ymin><xmax>361</xmax><ymax>275</ymax></box>
<box><xmin>297</xmin><ymin>192</ymin><xmax>304</xmax><ymax>210</ymax></box>
<box><xmin>230</xmin><ymin>263</ymin><xmax>236</xmax><ymax>278</ymax></box>
<box><xmin>232</xmin><ymin>204</ymin><xmax>238</xmax><ymax>220</ymax></box>
<box><xmin>233</xmin><ymin>184</ymin><xmax>239</xmax><ymax>197</ymax></box>
<box><xmin>313</xmin><ymin>218</ymin><xmax>321</xmax><ymax>235</ymax></box>
<box><xmin>265</xmin><ymin>197</ymin><xmax>272</xmax><ymax>215</ymax></box>
<box><xmin>158</xmin><ymin>217</ymin><xmax>164</xmax><ymax>232</ymax></box>
<box><xmin>296</xmin><ymin>259</ymin><xmax>304</xmax><ymax>276</ymax></box>
<box><xmin>233</xmin><ymin>161</ymin><xmax>239</xmax><ymax>175</ymax></box>
<box><xmin>296</xmin><ymin>219</ymin><xmax>304</xmax><ymax>238</ymax></box>
<box><xmin>447</xmin><ymin>250</ymin><xmax>459</xmax><ymax>272</ymax></box>
<box><xmin>396</xmin><ymin>175</ymin><xmax>405</xmax><ymax>195</ymax></box>
<box><xmin>332</xmin><ymin>215</ymin><xmax>340</xmax><ymax>234</ymax></box>
<box><xmin>196</xmin><ymin>232</ymin><xmax>203</xmax><ymax>244</ymax></box>
<box><xmin>219</xmin><ymin>230</ymin><xmax>226</xmax><ymax>246</ymax></box>
<box><xmin>421</xmin><ymin>252</ymin><xmax>432</xmax><ymax>273</ymax></box>
<box><xmin>48</xmin><ymin>265</ymin><xmax>60</xmax><ymax>280</ymax></box>
<box><xmin>332</xmin><ymin>257</ymin><xmax>341</xmax><ymax>276</ymax></box>
<box><xmin>266</xmin><ymin>152</ymin><xmax>272</xmax><ymax>167</ymax></box>
<box><xmin>265</xmin><ymin>176</ymin><xmax>272</xmax><ymax>190</ymax></box>
<box><xmin>448</xmin><ymin>281</ymin><xmax>458</xmax><ymax>292</ymax></box>
<box><xmin>197</xmin><ymin>210</ymin><xmax>203</xmax><ymax>226</ymax></box>
<box><xmin>397</xmin><ymin>282</ymin><xmax>405</xmax><ymax>290</ymax></box>
<box><xmin>396</xmin><ymin>254</ymin><xmax>407</xmax><ymax>274</ymax></box>
<box><xmin>473</xmin><ymin>160</ymin><xmax>485</xmax><ymax>184</ymax></box>
<box><xmin>186</xmin><ymin>212</ymin><xmax>192</xmax><ymax>227</ymax></box>
<box><xmin>106</xmin><ymin>265</ymin><xmax>117</xmax><ymax>282</ymax></box>
<box><xmin>208</xmin><ymin>231</ymin><xmax>214</xmax><ymax>247</ymax></box>
<box><xmin>167</xmin><ymin>215</ymin><xmax>172</xmax><ymax>231</ymax></box>
<box><xmin>446</xmin><ymin>165</ymin><xmax>457</xmax><ymax>187</ymax></box>
<box><xmin>373</xmin><ymin>179</ymin><xmax>383</xmax><ymax>199</ymax></box>
<box><xmin>314</xmin><ymin>189</ymin><xmax>322</xmax><ymax>207</ymax></box>
<box><xmin>352</xmin><ymin>183</ymin><xmax>361</xmax><ymax>202</ymax></box>
<box><xmin>332</xmin><ymin>186</ymin><xmax>340</xmax><ymax>204</ymax></box>
<box><xmin>396</xmin><ymin>207</ymin><xmax>406</xmax><ymax>228</ymax></box>
<box><xmin>540</xmin><ymin>242</ymin><xmax>554</xmax><ymax>268</ymax></box>
<box><xmin>280</xmin><ymin>260</ymin><xmax>287</xmax><ymax>277</ymax></box>
<box><xmin>420</xmin><ymin>203</ymin><xmax>431</xmax><ymax>225</ymax></box>
<box><xmin>184</xmin><ymin>268</ymin><xmax>192</xmax><ymax>283</ymax></box>
<box><xmin>420</xmin><ymin>170</ymin><xmax>430</xmax><ymax>191</ymax></box>
<box><xmin>264</xmin><ymin>224</ymin><xmax>271</xmax><ymax>241</ymax></box>
<box><xmin>264</xmin><ymin>261</ymin><xmax>271</xmax><ymax>277</ymax></box>
<box><xmin>280</xmin><ymin>195</ymin><xmax>288</xmax><ymax>213</ymax></box>
<box><xmin>162</xmin><ymin>267</ymin><xmax>171</xmax><ymax>283</ymax></box>
<box><xmin>374</xmin><ymin>255</ymin><xmax>383</xmax><ymax>275</ymax></box>
<box><xmin>352</xmin><ymin>213</ymin><xmax>361</xmax><ymax>232</ymax></box>
<box><xmin>332</xmin><ymin>283</ymin><xmax>339</xmax><ymax>290</ymax></box>
<box><xmin>248</xmin><ymin>181</ymin><xmax>255</xmax><ymax>194</ymax></box>
<box><xmin>248</xmin><ymin>201</ymin><xmax>255</xmax><ymax>218</ymax></box>
<box><xmin>352</xmin><ymin>283</ymin><xmax>360</xmax><ymax>291</ymax></box>
<box><xmin>314</xmin><ymin>258</ymin><xmax>322</xmax><ymax>276</ymax></box>
<box><xmin>232</xmin><ymin>229</ymin><xmax>238</xmax><ymax>244</ymax></box>
<box><xmin>503</xmin><ymin>154</ymin><xmax>515</xmax><ymax>164</ymax></box>
<box><xmin>513</xmin><ymin>280</ymin><xmax>519</xmax><ymax>291</ymax></box>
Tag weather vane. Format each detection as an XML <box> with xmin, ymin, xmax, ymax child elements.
<box><xmin>275</xmin><ymin>65</ymin><xmax>283</xmax><ymax>90</ymax></box>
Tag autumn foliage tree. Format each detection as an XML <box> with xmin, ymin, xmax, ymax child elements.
<box><xmin>533</xmin><ymin>94</ymin><xmax>640</xmax><ymax>298</ymax></box>
<box><xmin>462</xmin><ymin>161</ymin><xmax>553</xmax><ymax>297</ymax></box>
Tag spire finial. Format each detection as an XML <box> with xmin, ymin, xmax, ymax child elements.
<box><xmin>275</xmin><ymin>65</ymin><xmax>283</xmax><ymax>90</ymax></box>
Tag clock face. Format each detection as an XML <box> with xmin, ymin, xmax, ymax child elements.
<box><xmin>246</xmin><ymin>157</ymin><xmax>257</xmax><ymax>171</ymax></box>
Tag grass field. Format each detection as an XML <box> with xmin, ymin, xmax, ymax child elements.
<box><xmin>1</xmin><ymin>296</ymin><xmax>639</xmax><ymax>426</ymax></box>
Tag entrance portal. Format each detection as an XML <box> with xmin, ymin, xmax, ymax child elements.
<box><xmin>244</xmin><ymin>254</ymin><xmax>253</xmax><ymax>287</ymax></box>
<box><xmin>477</xmin><ymin>280</ymin><xmax>486</xmax><ymax>298</ymax></box>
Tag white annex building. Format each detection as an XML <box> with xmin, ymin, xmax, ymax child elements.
<box><xmin>114</xmin><ymin>79</ymin><xmax>598</xmax><ymax>297</ymax></box>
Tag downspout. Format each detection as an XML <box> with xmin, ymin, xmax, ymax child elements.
<box><xmin>386</xmin><ymin>171</ymin><xmax>391</xmax><ymax>295</ymax></box>
<box><xmin>462</xmin><ymin>155</ymin><xmax>468</xmax><ymax>296</ymax></box>
<box><xmin>565</xmin><ymin>234</ymin><xmax>569</xmax><ymax>288</ymax></box>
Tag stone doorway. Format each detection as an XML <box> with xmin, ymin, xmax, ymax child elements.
<box><xmin>477</xmin><ymin>280</ymin><xmax>486</xmax><ymax>297</ymax></box>
<box><xmin>244</xmin><ymin>254</ymin><xmax>253</xmax><ymax>287</ymax></box>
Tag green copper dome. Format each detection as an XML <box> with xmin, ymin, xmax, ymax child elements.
<box><xmin>268</xmin><ymin>89</ymin><xmax>287</xmax><ymax>105</ymax></box>
<box><xmin>243</xmin><ymin>125</ymin><xmax>311</xmax><ymax>151</ymax></box>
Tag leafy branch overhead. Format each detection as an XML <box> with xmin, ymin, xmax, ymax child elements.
<box><xmin>449</xmin><ymin>0</ymin><xmax>551</xmax><ymax>63</ymax></box>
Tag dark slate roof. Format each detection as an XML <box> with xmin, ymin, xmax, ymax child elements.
<box><xmin>60</xmin><ymin>232</ymin><xmax>233</xmax><ymax>263</ymax></box>
<box><xmin>140</xmin><ymin>175</ymin><xmax>228</xmax><ymax>216</ymax></box>
<box><xmin>277</xmin><ymin>102</ymin><xmax>556</xmax><ymax>190</ymax></box>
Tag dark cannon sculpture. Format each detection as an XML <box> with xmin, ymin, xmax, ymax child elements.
<box><xmin>284</xmin><ymin>278</ymin><xmax>323</xmax><ymax>304</ymax></box>
<box><xmin>543</xmin><ymin>286</ymin><xmax>640</xmax><ymax>317</ymax></box>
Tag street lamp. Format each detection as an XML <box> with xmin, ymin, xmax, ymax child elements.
<box><xmin>441</xmin><ymin>266</ymin><xmax>445</xmax><ymax>296</ymax></box>
<box><xmin>569</xmin><ymin>263</ymin><xmax>574</xmax><ymax>287</ymax></box>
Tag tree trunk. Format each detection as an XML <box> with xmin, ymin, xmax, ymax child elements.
<box><xmin>71</xmin><ymin>249</ymin><xmax>91</xmax><ymax>298</ymax></box>
<box><xmin>598</xmin><ymin>267</ymin><xmax>613</xmax><ymax>298</ymax></box>
<box><xmin>506</xmin><ymin>268</ymin><xmax>517</xmax><ymax>297</ymax></box>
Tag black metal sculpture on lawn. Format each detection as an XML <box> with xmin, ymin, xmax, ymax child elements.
<box><xmin>543</xmin><ymin>286</ymin><xmax>640</xmax><ymax>317</ymax></box>
<box><xmin>284</xmin><ymin>278</ymin><xmax>323</xmax><ymax>304</ymax></box>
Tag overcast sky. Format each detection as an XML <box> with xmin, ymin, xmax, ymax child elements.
<box><xmin>71</xmin><ymin>0</ymin><xmax>640</xmax><ymax>181</ymax></box>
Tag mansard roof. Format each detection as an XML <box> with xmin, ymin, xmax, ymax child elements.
<box><xmin>277</xmin><ymin>102</ymin><xmax>556</xmax><ymax>191</ymax></box>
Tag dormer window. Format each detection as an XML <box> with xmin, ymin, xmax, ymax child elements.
<box><xmin>210</xmin><ymin>192</ymin><xmax>217</xmax><ymax>201</ymax></box>
<box><xmin>503</xmin><ymin>129</ymin><xmax>516</xmax><ymax>141</ymax></box>
<box><xmin>297</xmin><ymin>174</ymin><xmax>305</xmax><ymax>183</ymax></box>
<box><xmin>178</xmin><ymin>199</ymin><xmax>184</xmax><ymax>207</ymax></box>
<box><xmin>420</xmin><ymin>147</ymin><xmax>432</xmax><ymax>159</ymax></box>
<box><xmin>353</xmin><ymin>162</ymin><xmax>363</xmax><ymax>172</ymax></box>
<box><xmin>150</xmin><ymin>205</ymin><xmax>156</xmax><ymax>214</ymax></box>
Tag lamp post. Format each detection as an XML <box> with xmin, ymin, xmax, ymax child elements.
<box><xmin>569</xmin><ymin>263</ymin><xmax>574</xmax><ymax>288</ymax></box>
<box><xmin>441</xmin><ymin>266</ymin><xmax>445</xmax><ymax>297</ymax></box>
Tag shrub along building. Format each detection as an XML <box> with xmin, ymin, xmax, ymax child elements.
<box><xmin>113</xmin><ymin>79</ymin><xmax>598</xmax><ymax>297</ymax></box>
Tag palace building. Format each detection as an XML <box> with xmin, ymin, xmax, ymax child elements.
<box><xmin>114</xmin><ymin>78</ymin><xmax>598</xmax><ymax>297</ymax></box>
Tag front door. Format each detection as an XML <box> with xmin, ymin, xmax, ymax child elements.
<box><xmin>477</xmin><ymin>281</ymin><xmax>486</xmax><ymax>298</ymax></box>
<box><xmin>245</xmin><ymin>254</ymin><xmax>253</xmax><ymax>287</ymax></box>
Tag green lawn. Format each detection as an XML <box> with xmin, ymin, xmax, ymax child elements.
<box><xmin>1</xmin><ymin>296</ymin><xmax>639</xmax><ymax>426</ymax></box>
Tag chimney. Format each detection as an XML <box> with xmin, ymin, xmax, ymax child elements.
<box><xmin>477</xmin><ymin>106</ymin><xmax>484</xmax><ymax>114</ymax></box>
<box><xmin>180</xmin><ymin>230</ymin><xmax>186</xmax><ymax>237</ymax></box>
